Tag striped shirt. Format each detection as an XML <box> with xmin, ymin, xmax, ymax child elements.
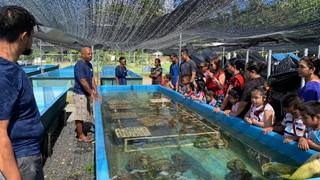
<box><xmin>281</xmin><ymin>113</ymin><xmax>306</xmax><ymax>137</ymax></box>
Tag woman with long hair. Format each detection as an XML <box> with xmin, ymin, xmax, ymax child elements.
<box><xmin>205</xmin><ymin>57</ymin><xmax>226</xmax><ymax>107</ymax></box>
<box><xmin>298</xmin><ymin>57</ymin><xmax>320</xmax><ymax>102</ymax></box>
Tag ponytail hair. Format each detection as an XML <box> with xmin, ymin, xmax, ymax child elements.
<box><xmin>247</xmin><ymin>61</ymin><xmax>267</xmax><ymax>74</ymax></box>
<box><xmin>300</xmin><ymin>57</ymin><xmax>320</xmax><ymax>78</ymax></box>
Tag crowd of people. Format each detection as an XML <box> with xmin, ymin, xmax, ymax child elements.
<box><xmin>114</xmin><ymin>49</ymin><xmax>320</xmax><ymax>152</ymax></box>
<box><xmin>158</xmin><ymin>49</ymin><xmax>320</xmax><ymax>152</ymax></box>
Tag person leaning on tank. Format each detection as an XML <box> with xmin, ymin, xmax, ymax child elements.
<box><xmin>0</xmin><ymin>6</ymin><xmax>44</xmax><ymax>180</ymax></box>
<box><xmin>115</xmin><ymin>56</ymin><xmax>128</xmax><ymax>85</ymax></box>
<box><xmin>72</xmin><ymin>47</ymin><xmax>100</xmax><ymax>142</ymax></box>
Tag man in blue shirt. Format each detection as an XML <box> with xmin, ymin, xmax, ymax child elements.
<box><xmin>73</xmin><ymin>47</ymin><xmax>98</xmax><ymax>142</ymax></box>
<box><xmin>115</xmin><ymin>57</ymin><xmax>128</xmax><ymax>85</ymax></box>
<box><xmin>0</xmin><ymin>6</ymin><xmax>44</xmax><ymax>180</ymax></box>
<box><xmin>169</xmin><ymin>53</ymin><xmax>179</xmax><ymax>90</ymax></box>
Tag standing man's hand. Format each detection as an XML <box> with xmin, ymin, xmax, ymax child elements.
<box><xmin>91</xmin><ymin>90</ymin><xmax>101</xmax><ymax>101</ymax></box>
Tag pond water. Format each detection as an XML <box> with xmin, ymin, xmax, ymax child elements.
<box><xmin>101</xmin><ymin>91</ymin><xmax>297</xmax><ymax>180</ymax></box>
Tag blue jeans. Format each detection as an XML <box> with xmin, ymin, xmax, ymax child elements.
<box><xmin>0</xmin><ymin>155</ymin><xmax>44</xmax><ymax>180</ymax></box>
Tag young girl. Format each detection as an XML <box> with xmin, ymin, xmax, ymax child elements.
<box><xmin>179</xmin><ymin>75</ymin><xmax>194</xmax><ymax>97</ymax></box>
<box><xmin>222</xmin><ymin>87</ymin><xmax>242</xmax><ymax>116</ymax></box>
<box><xmin>271</xmin><ymin>95</ymin><xmax>305</xmax><ymax>143</ymax></box>
<box><xmin>192</xmin><ymin>81</ymin><xmax>206</xmax><ymax>103</ymax></box>
<box><xmin>162</xmin><ymin>74</ymin><xmax>174</xmax><ymax>89</ymax></box>
<box><xmin>207</xmin><ymin>90</ymin><xmax>217</xmax><ymax>107</ymax></box>
<box><xmin>244</xmin><ymin>86</ymin><xmax>275</xmax><ymax>129</ymax></box>
<box><xmin>298</xmin><ymin>101</ymin><xmax>320</xmax><ymax>151</ymax></box>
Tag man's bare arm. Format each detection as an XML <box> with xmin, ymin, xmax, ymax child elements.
<box><xmin>0</xmin><ymin>120</ymin><xmax>21</xmax><ymax>180</ymax></box>
<box><xmin>80</xmin><ymin>79</ymin><xmax>94</xmax><ymax>96</ymax></box>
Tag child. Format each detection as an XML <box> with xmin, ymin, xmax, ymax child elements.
<box><xmin>244</xmin><ymin>86</ymin><xmax>275</xmax><ymax>129</ymax></box>
<box><xmin>222</xmin><ymin>87</ymin><xmax>242</xmax><ymax>116</ymax></box>
<box><xmin>298</xmin><ymin>101</ymin><xmax>320</xmax><ymax>151</ymax></box>
<box><xmin>162</xmin><ymin>74</ymin><xmax>174</xmax><ymax>89</ymax></box>
<box><xmin>207</xmin><ymin>90</ymin><xmax>217</xmax><ymax>107</ymax></box>
<box><xmin>192</xmin><ymin>80</ymin><xmax>206</xmax><ymax>103</ymax></box>
<box><xmin>265</xmin><ymin>94</ymin><xmax>306</xmax><ymax>143</ymax></box>
<box><xmin>179</xmin><ymin>75</ymin><xmax>194</xmax><ymax>97</ymax></box>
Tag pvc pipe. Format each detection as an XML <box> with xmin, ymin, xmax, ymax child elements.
<box><xmin>233</xmin><ymin>51</ymin><xmax>237</xmax><ymax>58</ymax></box>
<box><xmin>267</xmin><ymin>50</ymin><xmax>272</xmax><ymax>78</ymax></box>
<box><xmin>246</xmin><ymin>49</ymin><xmax>250</xmax><ymax>66</ymax></box>
<box><xmin>304</xmin><ymin>48</ymin><xmax>308</xmax><ymax>57</ymax></box>
<box><xmin>227</xmin><ymin>52</ymin><xmax>231</xmax><ymax>60</ymax></box>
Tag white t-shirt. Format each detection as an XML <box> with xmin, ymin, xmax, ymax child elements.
<box><xmin>248</xmin><ymin>103</ymin><xmax>275</xmax><ymax>124</ymax></box>
<box><xmin>281</xmin><ymin>113</ymin><xmax>306</xmax><ymax>137</ymax></box>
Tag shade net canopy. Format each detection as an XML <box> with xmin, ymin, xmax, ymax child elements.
<box><xmin>1</xmin><ymin>0</ymin><xmax>320</xmax><ymax>51</ymax></box>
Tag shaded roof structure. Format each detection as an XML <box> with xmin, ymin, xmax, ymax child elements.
<box><xmin>1</xmin><ymin>0</ymin><xmax>320</xmax><ymax>51</ymax></box>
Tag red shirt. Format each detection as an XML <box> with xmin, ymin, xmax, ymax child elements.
<box><xmin>229</xmin><ymin>73</ymin><xmax>245</xmax><ymax>90</ymax></box>
<box><xmin>206</xmin><ymin>70</ymin><xmax>226</xmax><ymax>96</ymax></box>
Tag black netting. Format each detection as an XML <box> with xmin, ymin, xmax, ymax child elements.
<box><xmin>1</xmin><ymin>0</ymin><xmax>320</xmax><ymax>50</ymax></box>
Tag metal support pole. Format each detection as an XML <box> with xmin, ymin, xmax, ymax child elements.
<box><xmin>179</xmin><ymin>33</ymin><xmax>182</xmax><ymax>66</ymax></box>
<box><xmin>177</xmin><ymin>32</ymin><xmax>182</xmax><ymax>88</ymax></box>
<box><xmin>318</xmin><ymin>45</ymin><xmax>320</xmax><ymax>59</ymax></box>
<box><xmin>60</xmin><ymin>46</ymin><xmax>63</xmax><ymax>62</ymax></box>
<box><xmin>91</xmin><ymin>45</ymin><xmax>94</xmax><ymax>62</ymax></box>
<box><xmin>141</xmin><ymin>49</ymin><xmax>144</xmax><ymax>63</ymax></box>
<box><xmin>97</xmin><ymin>50</ymin><xmax>100</xmax><ymax>83</ymax></box>
<box><xmin>39</xmin><ymin>40</ymin><xmax>44</xmax><ymax>73</ymax></box>
<box><xmin>245</xmin><ymin>50</ymin><xmax>249</xmax><ymax>69</ymax></box>
<box><xmin>301</xmin><ymin>48</ymin><xmax>308</xmax><ymax>88</ymax></box>
<box><xmin>69</xmin><ymin>53</ymin><xmax>72</xmax><ymax>64</ymax></box>
<box><xmin>267</xmin><ymin>50</ymin><xmax>272</xmax><ymax>79</ymax></box>
<box><xmin>222</xmin><ymin>47</ymin><xmax>225</xmax><ymax>67</ymax></box>
<box><xmin>91</xmin><ymin>45</ymin><xmax>96</xmax><ymax>82</ymax></box>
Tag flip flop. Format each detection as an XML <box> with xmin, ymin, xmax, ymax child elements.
<box><xmin>78</xmin><ymin>137</ymin><xmax>93</xmax><ymax>143</ymax></box>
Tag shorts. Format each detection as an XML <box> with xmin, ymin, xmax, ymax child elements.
<box><xmin>69</xmin><ymin>93</ymin><xmax>92</xmax><ymax>122</ymax></box>
<box><xmin>0</xmin><ymin>155</ymin><xmax>44</xmax><ymax>180</ymax></box>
